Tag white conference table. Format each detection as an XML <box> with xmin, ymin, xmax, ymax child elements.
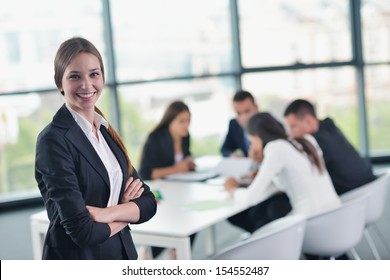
<box><xmin>30</xmin><ymin>179</ymin><xmax>251</xmax><ymax>260</ymax></box>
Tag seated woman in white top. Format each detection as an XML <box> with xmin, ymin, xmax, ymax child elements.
<box><xmin>228</xmin><ymin>112</ymin><xmax>341</xmax><ymax>220</ymax></box>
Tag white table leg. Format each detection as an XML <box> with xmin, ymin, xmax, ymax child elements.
<box><xmin>131</xmin><ymin>232</ymin><xmax>192</xmax><ymax>260</ymax></box>
<box><xmin>174</xmin><ymin>237</ymin><xmax>191</xmax><ymax>260</ymax></box>
<box><xmin>204</xmin><ymin>225</ymin><xmax>217</xmax><ymax>256</ymax></box>
<box><xmin>30</xmin><ymin>219</ymin><xmax>48</xmax><ymax>260</ymax></box>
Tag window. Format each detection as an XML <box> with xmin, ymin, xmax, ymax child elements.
<box><xmin>110</xmin><ymin>0</ymin><xmax>233</xmax><ymax>82</ymax></box>
<box><xmin>0</xmin><ymin>0</ymin><xmax>104</xmax><ymax>92</ymax></box>
<box><xmin>365</xmin><ymin>65</ymin><xmax>390</xmax><ymax>155</ymax></box>
<box><xmin>361</xmin><ymin>0</ymin><xmax>390</xmax><ymax>155</ymax></box>
<box><xmin>0</xmin><ymin>0</ymin><xmax>104</xmax><ymax>199</ymax></box>
<box><xmin>1</xmin><ymin>0</ymin><xmax>389</xmax><ymax>204</ymax></box>
<box><xmin>0</xmin><ymin>92</ymin><xmax>61</xmax><ymax>197</ymax></box>
<box><xmin>238</xmin><ymin>0</ymin><xmax>351</xmax><ymax>68</ymax></box>
<box><xmin>117</xmin><ymin>77</ymin><xmax>237</xmax><ymax>168</ymax></box>
<box><xmin>242</xmin><ymin>67</ymin><xmax>360</xmax><ymax>148</ymax></box>
<box><xmin>361</xmin><ymin>0</ymin><xmax>390</xmax><ymax>63</ymax></box>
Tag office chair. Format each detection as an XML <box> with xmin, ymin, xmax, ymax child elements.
<box><xmin>340</xmin><ymin>171</ymin><xmax>390</xmax><ymax>259</ymax></box>
<box><xmin>302</xmin><ymin>194</ymin><xmax>367</xmax><ymax>260</ymax></box>
<box><xmin>213</xmin><ymin>215</ymin><xmax>306</xmax><ymax>260</ymax></box>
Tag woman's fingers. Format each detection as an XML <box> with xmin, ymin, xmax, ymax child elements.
<box><xmin>122</xmin><ymin>177</ymin><xmax>143</xmax><ymax>202</ymax></box>
<box><xmin>128</xmin><ymin>178</ymin><xmax>142</xmax><ymax>198</ymax></box>
<box><xmin>224</xmin><ymin>177</ymin><xmax>239</xmax><ymax>192</ymax></box>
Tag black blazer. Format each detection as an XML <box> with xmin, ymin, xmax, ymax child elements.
<box><xmin>35</xmin><ymin>105</ymin><xmax>157</xmax><ymax>260</ymax></box>
<box><xmin>221</xmin><ymin>116</ymin><xmax>285</xmax><ymax>157</ymax></box>
<box><xmin>313</xmin><ymin>118</ymin><xmax>376</xmax><ymax>194</ymax></box>
<box><xmin>220</xmin><ymin>119</ymin><xmax>248</xmax><ymax>157</ymax></box>
<box><xmin>139</xmin><ymin>126</ymin><xmax>191</xmax><ymax>180</ymax></box>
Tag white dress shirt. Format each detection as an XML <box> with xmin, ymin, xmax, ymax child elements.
<box><xmin>246</xmin><ymin>135</ymin><xmax>341</xmax><ymax>218</ymax></box>
<box><xmin>66</xmin><ymin>104</ymin><xmax>123</xmax><ymax>207</ymax></box>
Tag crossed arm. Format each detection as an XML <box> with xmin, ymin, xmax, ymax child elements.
<box><xmin>86</xmin><ymin>177</ymin><xmax>145</xmax><ymax>237</ymax></box>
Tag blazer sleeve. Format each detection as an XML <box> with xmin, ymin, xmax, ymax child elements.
<box><xmin>221</xmin><ymin>119</ymin><xmax>242</xmax><ymax>157</ymax></box>
<box><xmin>183</xmin><ymin>134</ymin><xmax>191</xmax><ymax>157</ymax></box>
<box><xmin>139</xmin><ymin>133</ymin><xmax>160</xmax><ymax>180</ymax></box>
<box><xmin>35</xmin><ymin>129</ymin><xmax>111</xmax><ymax>248</ymax></box>
<box><xmin>128</xmin><ymin>167</ymin><xmax>157</xmax><ymax>224</ymax></box>
<box><xmin>139</xmin><ymin>128</ymin><xmax>175</xmax><ymax>180</ymax></box>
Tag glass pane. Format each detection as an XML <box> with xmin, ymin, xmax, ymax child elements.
<box><xmin>361</xmin><ymin>0</ymin><xmax>390</xmax><ymax>63</ymax></box>
<box><xmin>0</xmin><ymin>91</ymin><xmax>62</xmax><ymax>197</ymax></box>
<box><xmin>365</xmin><ymin>65</ymin><xmax>390</xmax><ymax>155</ymax></box>
<box><xmin>238</xmin><ymin>0</ymin><xmax>352</xmax><ymax>67</ymax></box>
<box><xmin>117</xmin><ymin>77</ymin><xmax>237</xmax><ymax>168</ymax></box>
<box><xmin>110</xmin><ymin>0</ymin><xmax>233</xmax><ymax>82</ymax></box>
<box><xmin>242</xmin><ymin>67</ymin><xmax>360</xmax><ymax>149</ymax></box>
<box><xmin>0</xmin><ymin>89</ymin><xmax>111</xmax><ymax>199</ymax></box>
<box><xmin>0</xmin><ymin>0</ymin><xmax>104</xmax><ymax>93</ymax></box>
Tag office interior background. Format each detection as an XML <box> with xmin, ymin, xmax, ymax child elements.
<box><xmin>0</xmin><ymin>0</ymin><xmax>390</xmax><ymax>259</ymax></box>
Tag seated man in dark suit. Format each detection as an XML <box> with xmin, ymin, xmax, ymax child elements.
<box><xmin>221</xmin><ymin>90</ymin><xmax>259</xmax><ymax>157</ymax></box>
<box><xmin>284</xmin><ymin>99</ymin><xmax>376</xmax><ymax>195</ymax></box>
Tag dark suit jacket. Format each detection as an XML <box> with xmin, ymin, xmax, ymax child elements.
<box><xmin>139</xmin><ymin>126</ymin><xmax>191</xmax><ymax>180</ymax></box>
<box><xmin>221</xmin><ymin>119</ymin><xmax>249</xmax><ymax>157</ymax></box>
<box><xmin>313</xmin><ymin>118</ymin><xmax>376</xmax><ymax>194</ymax></box>
<box><xmin>221</xmin><ymin>116</ymin><xmax>285</xmax><ymax>157</ymax></box>
<box><xmin>35</xmin><ymin>105</ymin><xmax>157</xmax><ymax>260</ymax></box>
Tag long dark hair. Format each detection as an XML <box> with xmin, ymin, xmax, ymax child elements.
<box><xmin>247</xmin><ymin>112</ymin><xmax>324</xmax><ymax>173</ymax></box>
<box><xmin>153</xmin><ymin>101</ymin><xmax>190</xmax><ymax>132</ymax></box>
<box><xmin>54</xmin><ymin>37</ymin><xmax>132</xmax><ymax>175</ymax></box>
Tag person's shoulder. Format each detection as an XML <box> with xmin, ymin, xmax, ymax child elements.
<box><xmin>265</xmin><ymin>139</ymin><xmax>290</xmax><ymax>151</ymax></box>
<box><xmin>148</xmin><ymin>126</ymin><xmax>170</xmax><ymax>141</ymax></box>
<box><xmin>320</xmin><ymin>117</ymin><xmax>337</xmax><ymax>129</ymax></box>
<box><xmin>228</xmin><ymin>119</ymin><xmax>243</xmax><ymax>132</ymax></box>
<box><xmin>228</xmin><ymin>118</ymin><xmax>239</xmax><ymax>126</ymax></box>
<box><xmin>303</xmin><ymin>134</ymin><xmax>317</xmax><ymax>144</ymax></box>
<box><xmin>37</xmin><ymin>122</ymin><xmax>53</xmax><ymax>140</ymax></box>
<box><xmin>38</xmin><ymin>107</ymin><xmax>69</xmax><ymax>139</ymax></box>
<box><xmin>263</xmin><ymin>140</ymin><xmax>292</xmax><ymax>161</ymax></box>
<box><xmin>36</xmin><ymin>121</ymin><xmax>67</xmax><ymax>148</ymax></box>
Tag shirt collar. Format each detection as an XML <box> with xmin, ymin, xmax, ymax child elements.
<box><xmin>65</xmin><ymin>104</ymin><xmax>109</xmax><ymax>135</ymax></box>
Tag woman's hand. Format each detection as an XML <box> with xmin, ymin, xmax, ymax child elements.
<box><xmin>249</xmin><ymin>146</ymin><xmax>263</xmax><ymax>163</ymax></box>
<box><xmin>241</xmin><ymin>169</ymin><xmax>258</xmax><ymax>182</ymax></box>
<box><xmin>174</xmin><ymin>159</ymin><xmax>195</xmax><ymax>173</ymax></box>
<box><xmin>224</xmin><ymin>177</ymin><xmax>239</xmax><ymax>193</ymax></box>
<box><xmin>86</xmin><ymin>206</ymin><xmax>131</xmax><ymax>236</ymax></box>
<box><xmin>121</xmin><ymin>177</ymin><xmax>144</xmax><ymax>203</ymax></box>
<box><xmin>185</xmin><ymin>156</ymin><xmax>196</xmax><ymax>171</ymax></box>
<box><xmin>86</xmin><ymin>205</ymin><xmax>113</xmax><ymax>223</ymax></box>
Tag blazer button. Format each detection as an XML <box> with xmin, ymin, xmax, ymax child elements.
<box><xmin>120</xmin><ymin>229</ymin><xmax>125</xmax><ymax>234</ymax></box>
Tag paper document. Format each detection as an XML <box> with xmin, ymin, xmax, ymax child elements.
<box><xmin>164</xmin><ymin>170</ymin><xmax>219</xmax><ymax>182</ymax></box>
<box><xmin>164</xmin><ymin>156</ymin><xmax>254</xmax><ymax>182</ymax></box>
<box><xmin>214</xmin><ymin>157</ymin><xmax>254</xmax><ymax>179</ymax></box>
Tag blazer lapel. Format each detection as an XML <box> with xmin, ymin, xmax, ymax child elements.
<box><xmin>52</xmin><ymin>105</ymin><xmax>110</xmax><ymax>189</ymax></box>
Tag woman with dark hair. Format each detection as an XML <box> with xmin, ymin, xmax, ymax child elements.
<box><xmin>35</xmin><ymin>37</ymin><xmax>157</xmax><ymax>260</ymax></box>
<box><xmin>139</xmin><ymin>100</ymin><xmax>195</xmax><ymax>259</ymax></box>
<box><xmin>226</xmin><ymin>112</ymin><xmax>341</xmax><ymax>230</ymax></box>
<box><xmin>139</xmin><ymin>100</ymin><xmax>195</xmax><ymax>180</ymax></box>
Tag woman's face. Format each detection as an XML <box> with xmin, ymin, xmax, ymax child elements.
<box><xmin>61</xmin><ymin>52</ymin><xmax>103</xmax><ymax>118</ymax></box>
<box><xmin>248</xmin><ymin>134</ymin><xmax>263</xmax><ymax>162</ymax></box>
<box><xmin>169</xmin><ymin>111</ymin><xmax>191</xmax><ymax>138</ymax></box>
